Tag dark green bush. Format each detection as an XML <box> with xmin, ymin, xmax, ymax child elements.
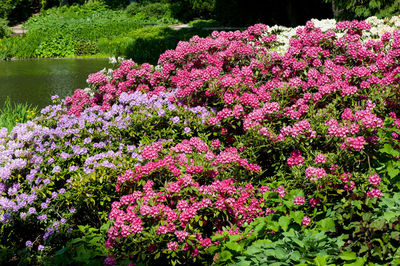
<box><xmin>0</xmin><ymin>0</ymin><xmax>12</xmax><ymax>19</ymax></box>
<box><xmin>97</xmin><ymin>26</ymin><xmax>214</xmax><ymax>64</ymax></box>
<box><xmin>324</xmin><ymin>0</ymin><xmax>400</xmax><ymax>20</ymax></box>
<box><xmin>102</xmin><ymin>0</ymin><xmax>129</xmax><ymax>9</ymax></box>
<box><xmin>74</xmin><ymin>40</ymin><xmax>98</xmax><ymax>56</ymax></box>
<box><xmin>166</xmin><ymin>0</ymin><xmax>215</xmax><ymax>22</ymax></box>
<box><xmin>126</xmin><ymin>1</ymin><xmax>172</xmax><ymax>20</ymax></box>
<box><xmin>6</xmin><ymin>0</ymin><xmax>41</xmax><ymax>25</ymax></box>
<box><xmin>0</xmin><ymin>19</ymin><xmax>11</xmax><ymax>38</ymax></box>
<box><xmin>214</xmin><ymin>0</ymin><xmax>332</xmax><ymax>27</ymax></box>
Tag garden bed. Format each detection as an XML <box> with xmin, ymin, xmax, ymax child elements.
<box><xmin>1</xmin><ymin>15</ymin><xmax>400</xmax><ymax>265</ymax></box>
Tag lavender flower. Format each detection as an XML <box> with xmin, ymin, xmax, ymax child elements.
<box><xmin>52</xmin><ymin>166</ymin><xmax>61</xmax><ymax>173</ymax></box>
<box><xmin>171</xmin><ymin>116</ymin><xmax>180</xmax><ymax>123</ymax></box>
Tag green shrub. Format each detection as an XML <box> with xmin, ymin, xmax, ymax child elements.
<box><xmin>126</xmin><ymin>1</ymin><xmax>170</xmax><ymax>19</ymax></box>
<box><xmin>47</xmin><ymin>224</ymin><xmax>110</xmax><ymax>265</ymax></box>
<box><xmin>324</xmin><ymin>0</ymin><xmax>400</xmax><ymax>20</ymax></box>
<box><xmin>74</xmin><ymin>40</ymin><xmax>98</xmax><ymax>56</ymax></box>
<box><xmin>0</xmin><ymin>0</ymin><xmax>13</xmax><ymax>19</ymax></box>
<box><xmin>0</xmin><ymin>36</ymin><xmax>19</xmax><ymax>59</ymax></box>
<box><xmin>166</xmin><ymin>0</ymin><xmax>215</xmax><ymax>22</ymax></box>
<box><xmin>0</xmin><ymin>18</ymin><xmax>11</xmax><ymax>38</ymax></box>
<box><xmin>12</xmin><ymin>4</ymin><xmax>142</xmax><ymax>58</ymax></box>
<box><xmin>102</xmin><ymin>0</ymin><xmax>129</xmax><ymax>9</ymax></box>
<box><xmin>188</xmin><ymin>19</ymin><xmax>220</xmax><ymax>28</ymax></box>
<box><xmin>33</xmin><ymin>34</ymin><xmax>77</xmax><ymax>57</ymax></box>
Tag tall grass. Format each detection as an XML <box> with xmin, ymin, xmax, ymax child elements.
<box><xmin>0</xmin><ymin>98</ymin><xmax>38</xmax><ymax>131</ymax></box>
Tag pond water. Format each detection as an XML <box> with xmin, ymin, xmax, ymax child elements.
<box><xmin>0</xmin><ymin>58</ymin><xmax>111</xmax><ymax>109</ymax></box>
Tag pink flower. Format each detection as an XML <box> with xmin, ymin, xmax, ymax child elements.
<box><xmin>287</xmin><ymin>150</ymin><xmax>304</xmax><ymax>167</ymax></box>
<box><xmin>309</xmin><ymin>198</ymin><xmax>320</xmax><ymax>207</ymax></box>
<box><xmin>200</xmin><ymin>238</ymin><xmax>212</xmax><ymax>248</ymax></box>
<box><xmin>367</xmin><ymin>188</ymin><xmax>383</xmax><ymax>198</ymax></box>
<box><xmin>167</xmin><ymin>241</ymin><xmax>179</xmax><ymax>251</ymax></box>
<box><xmin>293</xmin><ymin>196</ymin><xmax>305</xmax><ymax>205</ymax></box>
<box><xmin>302</xmin><ymin>216</ymin><xmax>311</xmax><ymax>226</ymax></box>
<box><xmin>315</xmin><ymin>154</ymin><xmax>327</xmax><ymax>164</ymax></box>
<box><xmin>368</xmin><ymin>173</ymin><xmax>381</xmax><ymax>186</ymax></box>
<box><xmin>305</xmin><ymin>167</ymin><xmax>327</xmax><ymax>181</ymax></box>
<box><xmin>344</xmin><ymin>180</ymin><xmax>355</xmax><ymax>191</ymax></box>
<box><xmin>211</xmin><ymin>139</ymin><xmax>221</xmax><ymax>149</ymax></box>
<box><xmin>175</xmin><ymin>230</ymin><xmax>189</xmax><ymax>242</ymax></box>
<box><xmin>276</xmin><ymin>185</ymin><xmax>285</xmax><ymax>198</ymax></box>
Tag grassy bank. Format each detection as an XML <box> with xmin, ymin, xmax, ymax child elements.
<box><xmin>0</xmin><ymin>2</ymin><xmax>221</xmax><ymax>63</ymax></box>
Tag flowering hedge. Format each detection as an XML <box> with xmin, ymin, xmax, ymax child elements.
<box><xmin>1</xmin><ymin>16</ymin><xmax>400</xmax><ymax>265</ymax></box>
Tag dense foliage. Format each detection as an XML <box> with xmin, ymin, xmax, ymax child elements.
<box><xmin>0</xmin><ymin>2</ymin><xmax>211</xmax><ymax>61</ymax></box>
<box><xmin>0</xmin><ymin>19</ymin><xmax>10</xmax><ymax>39</ymax></box>
<box><xmin>325</xmin><ymin>0</ymin><xmax>400</xmax><ymax>20</ymax></box>
<box><xmin>2</xmin><ymin>16</ymin><xmax>400</xmax><ymax>265</ymax></box>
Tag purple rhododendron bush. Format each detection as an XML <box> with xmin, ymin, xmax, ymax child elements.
<box><xmin>2</xmin><ymin>19</ymin><xmax>400</xmax><ymax>265</ymax></box>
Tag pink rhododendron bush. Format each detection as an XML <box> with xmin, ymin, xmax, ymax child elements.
<box><xmin>2</xmin><ymin>19</ymin><xmax>400</xmax><ymax>265</ymax></box>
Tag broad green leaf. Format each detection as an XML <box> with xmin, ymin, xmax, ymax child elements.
<box><xmin>219</xmin><ymin>250</ymin><xmax>233</xmax><ymax>261</ymax></box>
<box><xmin>252</xmin><ymin>239</ymin><xmax>273</xmax><ymax>246</ymax></box>
<box><xmin>380</xmin><ymin>144</ymin><xmax>400</xmax><ymax>157</ymax></box>
<box><xmin>291</xmin><ymin>211</ymin><xmax>304</xmax><ymax>225</ymax></box>
<box><xmin>383</xmin><ymin>211</ymin><xmax>398</xmax><ymax>222</ymax></box>
<box><xmin>279</xmin><ymin>215</ymin><xmax>291</xmax><ymax>232</ymax></box>
<box><xmin>318</xmin><ymin>218</ymin><xmax>336</xmax><ymax>232</ymax></box>
<box><xmin>339</xmin><ymin>251</ymin><xmax>357</xmax><ymax>261</ymax></box>
<box><xmin>387</xmin><ymin>162</ymin><xmax>400</xmax><ymax>178</ymax></box>
<box><xmin>371</xmin><ymin>219</ymin><xmax>386</xmax><ymax>230</ymax></box>
<box><xmin>314</xmin><ymin>255</ymin><xmax>328</xmax><ymax>266</ymax></box>
<box><xmin>274</xmin><ymin>247</ymin><xmax>287</xmax><ymax>260</ymax></box>
<box><xmin>247</xmin><ymin>246</ymin><xmax>263</xmax><ymax>256</ymax></box>
<box><xmin>290</xmin><ymin>251</ymin><xmax>301</xmax><ymax>261</ymax></box>
<box><xmin>344</xmin><ymin>257</ymin><xmax>365</xmax><ymax>266</ymax></box>
<box><xmin>225</xmin><ymin>242</ymin><xmax>243</xmax><ymax>253</ymax></box>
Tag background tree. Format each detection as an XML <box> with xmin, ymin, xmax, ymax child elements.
<box><xmin>324</xmin><ymin>0</ymin><xmax>400</xmax><ymax>20</ymax></box>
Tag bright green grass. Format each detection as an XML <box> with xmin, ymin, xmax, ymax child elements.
<box><xmin>0</xmin><ymin>98</ymin><xmax>38</xmax><ymax>131</ymax></box>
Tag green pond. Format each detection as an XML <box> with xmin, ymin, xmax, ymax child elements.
<box><xmin>0</xmin><ymin>58</ymin><xmax>111</xmax><ymax>109</ymax></box>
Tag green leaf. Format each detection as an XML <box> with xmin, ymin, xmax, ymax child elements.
<box><xmin>279</xmin><ymin>215</ymin><xmax>291</xmax><ymax>232</ymax></box>
<box><xmin>225</xmin><ymin>242</ymin><xmax>243</xmax><ymax>253</ymax></box>
<box><xmin>339</xmin><ymin>251</ymin><xmax>357</xmax><ymax>261</ymax></box>
<box><xmin>391</xmin><ymin>231</ymin><xmax>400</xmax><ymax>241</ymax></box>
<box><xmin>314</xmin><ymin>255</ymin><xmax>328</xmax><ymax>266</ymax></box>
<box><xmin>383</xmin><ymin>211</ymin><xmax>398</xmax><ymax>222</ymax></box>
<box><xmin>290</xmin><ymin>250</ymin><xmax>301</xmax><ymax>261</ymax></box>
<box><xmin>229</xmin><ymin>234</ymin><xmax>241</xmax><ymax>242</ymax></box>
<box><xmin>371</xmin><ymin>219</ymin><xmax>386</xmax><ymax>230</ymax></box>
<box><xmin>352</xmin><ymin>200</ymin><xmax>362</xmax><ymax>210</ymax></box>
<box><xmin>247</xmin><ymin>246</ymin><xmax>263</xmax><ymax>256</ymax></box>
<box><xmin>274</xmin><ymin>247</ymin><xmax>287</xmax><ymax>260</ymax></box>
<box><xmin>291</xmin><ymin>211</ymin><xmax>304</xmax><ymax>225</ymax></box>
<box><xmin>318</xmin><ymin>218</ymin><xmax>336</xmax><ymax>232</ymax></box>
<box><xmin>387</xmin><ymin>162</ymin><xmax>400</xmax><ymax>178</ymax></box>
<box><xmin>219</xmin><ymin>250</ymin><xmax>233</xmax><ymax>261</ymax></box>
<box><xmin>252</xmin><ymin>239</ymin><xmax>273</xmax><ymax>246</ymax></box>
<box><xmin>380</xmin><ymin>144</ymin><xmax>400</xmax><ymax>157</ymax></box>
<box><xmin>343</xmin><ymin>257</ymin><xmax>365</xmax><ymax>266</ymax></box>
